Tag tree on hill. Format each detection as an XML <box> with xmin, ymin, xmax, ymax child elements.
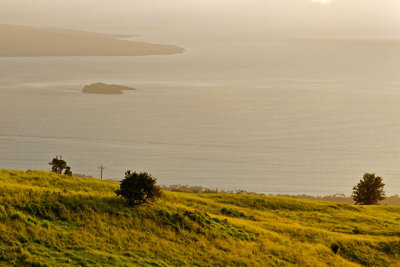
<box><xmin>49</xmin><ymin>156</ymin><xmax>72</xmax><ymax>176</ymax></box>
<box><xmin>115</xmin><ymin>171</ymin><xmax>162</xmax><ymax>206</ymax></box>
<box><xmin>64</xmin><ymin>166</ymin><xmax>72</xmax><ymax>176</ymax></box>
<box><xmin>352</xmin><ymin>173</ymin><xmax>385</xmax><ymax>205</ymax></box>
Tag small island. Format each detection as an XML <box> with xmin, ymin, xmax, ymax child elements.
<box><xmin>82</xmin><ymin>83</ymin><xmax>136</xmax><ymax>94</ymax></box>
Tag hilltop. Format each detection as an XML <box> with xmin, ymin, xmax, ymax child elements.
<box><xmin>1</xmin><ymin>169</ymin><xmax>400</xmax><ymax>266</ymax></box>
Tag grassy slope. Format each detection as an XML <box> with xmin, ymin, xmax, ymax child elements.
<box><xmin>1</xmin><ymin>170</ymin><xmax>400</xmax><ymax>266</ymax></box>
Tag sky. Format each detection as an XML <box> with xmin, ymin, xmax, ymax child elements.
<box><xmin>0</xmin><ymin>0</ymin><xmax>400</xmax><ymax>38</ymax></box>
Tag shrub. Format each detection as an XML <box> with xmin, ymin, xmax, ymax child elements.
<box><xmin>331</xmin><ymin>243</ymin><xmax>340</xmax><ymax>254</ymax></box>
<box><xmin>115</xmin><ymin>171</ymin><xmax>162</xmax><ymax>206</ymax></box>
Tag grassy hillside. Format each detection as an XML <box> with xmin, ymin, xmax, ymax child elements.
<box><xmin>1</xmin><ymin>170</ymin><xmax>400</xmax><ymax>266</ymax></box>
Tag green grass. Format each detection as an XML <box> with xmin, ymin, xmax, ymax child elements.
<box><xmin>1</xmin><ymin>169</ymin><xmax>400</xmax><ymax>266</ymax></box>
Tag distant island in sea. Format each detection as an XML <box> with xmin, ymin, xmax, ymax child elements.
<box><xmin>82</xmin><ymin>83</ymin><xmax>136</xmax><ymax>94</ymax></box>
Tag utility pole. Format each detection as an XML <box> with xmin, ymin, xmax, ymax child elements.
<box><xmin>98</xmin><ymin>165</ymin><xmax>105</xmax><ymax>179</ymax></box>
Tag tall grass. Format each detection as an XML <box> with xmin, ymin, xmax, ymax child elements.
<box><xmin>1</xmin><ymin>169</ymin><xmax>400</xmax><ymax>266</ymax></box>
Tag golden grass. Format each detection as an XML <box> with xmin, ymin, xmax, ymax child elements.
<box><xmin>1</xmin><ymin>169</ymin><xmax>400</xmax><ymax>266</ymax></box>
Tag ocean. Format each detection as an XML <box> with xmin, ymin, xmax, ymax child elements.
<box><xmin>1</xmin><ymin>34</ymin><xmax>400</xmax><ymax>195</ymax></box>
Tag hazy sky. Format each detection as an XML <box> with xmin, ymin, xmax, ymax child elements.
<box><xmin>0</xmin><ymin>0</ymin><xmax>400</xmax><ymax>38</ymax></box>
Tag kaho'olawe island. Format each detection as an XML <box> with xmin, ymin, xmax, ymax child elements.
<box><xmin>0</xmin><ymin>24</ymin><xmax>184</xmax><ymax>57</ymax></box>
<box><xmin>0</xmin><ymin>157</ymin><xmax>400</xmax><ymax>266</ymax></box>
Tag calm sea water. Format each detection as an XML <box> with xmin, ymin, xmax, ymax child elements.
<box><xmin>1</xmin><ymin>36</ymin><xmax>400</xmax><ymax>195</ymax></box>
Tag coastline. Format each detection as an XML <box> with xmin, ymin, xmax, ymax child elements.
<box><xmin>0</xmin><ymin>24</ymin><xmax>184</xmax><ymax>57</ymax></box>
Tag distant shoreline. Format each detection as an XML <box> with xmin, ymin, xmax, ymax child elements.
<box><xmin>0</xmin><ymin>24</ymin><xmax>184</xmax><ymax>57</ymax></box>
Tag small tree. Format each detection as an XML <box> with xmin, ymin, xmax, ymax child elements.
<box><xmin>64</xmin><ymin>166</ymin><xmax>72</xmax><ymax>176</ymax></box>
<box><xmin>352</xmin><ymin>173</ymin><xmax>385</xmax><ymax>205</ymax></box>
<box><xmin>115</xmin><ymin>171</ymin><xmax>162</xmax><ymax>206</ymax></box>
<box><xmin>49</xmin><ymin>156</ymin><xmax>72</xmax><ymax>176</ymax></box>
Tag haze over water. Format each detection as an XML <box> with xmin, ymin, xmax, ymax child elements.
<box><xmin>1</xmin><ymin>0</ymin><xmax>400</xmax><ymax>195</ymax></box>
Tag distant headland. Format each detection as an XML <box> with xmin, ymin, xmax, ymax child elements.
<box><xmin>0</xmin><ymin>24</ymin><xmax>184</xmax><ymax>57</ymax></box>
<box><xmin>82</xmin><ymin>83</ymin><xmax>136</xmax><ymax>94</ymax></box>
